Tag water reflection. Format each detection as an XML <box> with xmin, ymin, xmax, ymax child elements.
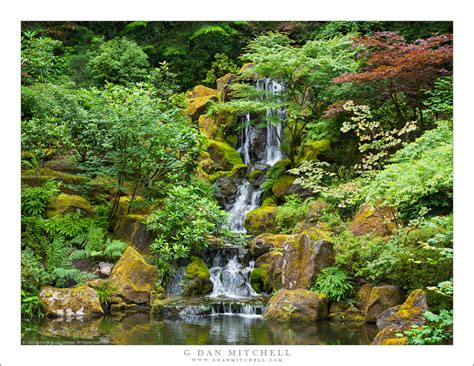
<box><xmin>22</xmin><ymin>312</ymin><xmax>378</xmax><ymax>345</ymax></box>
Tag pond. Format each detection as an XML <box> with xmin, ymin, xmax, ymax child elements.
<box><xmin>21</xmin><ymin>312</ymin><xmax>378</xmax><ymax>345</ymax></box>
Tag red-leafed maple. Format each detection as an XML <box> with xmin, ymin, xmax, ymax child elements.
<box><xmin>332</xmin><ymin>32</ymin><xmax>453</xmax><ymax>123</ymax></box>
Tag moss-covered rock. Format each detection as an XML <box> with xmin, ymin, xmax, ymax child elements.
<box><xmin>109</xmin><ymin>247</ymin><xmax>157</xmax><ymax>305</ymax></box>
<box><xmin>356</xmin><ymin>283</ymin><xmax>375</xmax><ymax>311</ymax></box>
<box><xmin>216</xmin><ymin>73</ymin><xmax>235</xmax><ymax>101</ymax></box>
<box><xmin>371</xmin><ymin>327</ymin><xmax>408</xmax><ymax>345</ymax></box>
<box><xmin>198</xmin><ymin>114</ymin><xmax>219</xmax><ymax>139</ymax></box>
<box><xmin>376</xmin><ymin>289</ymin><xmax>428</xmax><ymax>330</ymax></box>
<box><xmin>261</xmin><ymin>196</ymin><xmax>278</xmax><ymax>207</ymax></box>
<box><xmin>22</xmin><ymin>168</ymin><xmax>91</xmax><ymax>195</ymax></box>
<box><xmin>250</xmin><ymin>233</ymin><xmax>290</xmax><ymax>257</ymax></box>
<box><xmin>364</xmin><ymin>285</ymin><xmax>404</xmax><ymax>323</ymax></box>
<box><xmin>207</xmin><ymin>139</ymin><xmax>244</xmax><ymax>172</ymax></box>
<box><xmin>187</xmin><ymin>85</ymin><xmax>217</xmax><ymax>120</ymax></box>
<box><xmin>248</xmin><ymin>169</ymin><xmax>264</xmax><ymax>184</ymax></box>
<box><xmin>225</xmin><ymin>133</ymin><xmax>238</xmax><ymax>148</ymax></box>
<box><xmin>189</xmin><ymin>85</ymin><xmax>218</xmax><ymax>99</ymax></box>
<box><xmin>39</xmin><ymin>285</ymin><xmax>103</xmax><ymax>318</ymax></box>
<box><xmin>296</xmin><ymin>139</ymin><xmax>331</xmax><ymax>164</ymax></box>
<box><xmin>113</xmin><ymin>214</ymin><xmax>154</xmax><ymax>253</ymax></box>
<box><xmin>272</xmin><ymin>175</ymin><xmax>296</xmax><ymax>199</ymax></box>
<box><xmin>264</xmin><ymin>289</ymin><xmax>328</xmax><ymax>322</ymax></box>
<box><xmin>250</xmin><ymin>267</ymin><xmax>272</xmax><ymax>293</ymax></box>
<box><xmin>256</xmin><ymin>251</ymin><xmax>284</xmax><ymax>291</ymax></box>
<box><xmin>239</xmin><ymin>62</ymin><xmax>257</xmax><ymax>79</ymax></box>
<box><xmin>244</xmin><ymin>206</ymin><xmax>278</xmax><ymax>236</ymax></box>
<box><xmin>281</xmin><ymin>232</ymin><xmax>335</xmax><ymax>290</ymax></box>
<box><xmin>349</xmin><ymin>204</ymin><xmax>399</xmax><ymax>237</ymax></box>
<box><xmin>183</xmin><ymin>257</ymin><xmax>213</xmax><ymax>296</ymax></box>
<box><xmin>328</xmin><ymin>305</ymin><xmax>365</xmax><ymax>323</ymax></box>
<box><xmin>115</xmin><ymin>196</ymin><xmax>150</xmax><ymax>217</ymax></box>
<box><xmin>45</xmin><ymin>193</ymin><xmax>95</xmax><ymax>218</ymax></box>
<box><xmin>231</xmin><ymin>164</ymin><xmax>249</xmax><ymax>178</ymax></box>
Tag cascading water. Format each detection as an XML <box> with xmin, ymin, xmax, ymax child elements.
<box><xmin>227</xmin><ymin>79</ymin><xmax>286</xmax><ymax>232</ymax></box>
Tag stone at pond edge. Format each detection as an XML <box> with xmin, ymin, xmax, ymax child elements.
<box><xmin>328</xmin><ymin>305</ymin><xmax>365</xmax><ymax>323</ymax></box>
<box><xmin>356</xmin><ymin>283</ymin><xmax>374</xmax><ymax>311</ymax></box>
<box><xmin>250</xmin><ymin>233</ymin><xmax>290</xmax><ymax>257</ymax></box>
<box><xmin>281</xmin><ymin>233</ymin><xmax>335</xmax><ymax>290</ymax></box>
<box><xmin>182</xmin><ymin>257</ymin><xmax>213</xmax><ymax>296</ymax></box>
<box><xmin>376</xmin><ymin>289</ymin><xmax>428</xmax><ymax>331</ymax></box>
<box><xmin>46</xmin><ymin>193</ymin><xmax>95</xmax><ymax>218</ymax></box>
<box><xmin>113</xmin><ymin>214</ymin><xmax>154</xmax><ymax>254</ymax></box>
<box><xmin>244</xmin><ymin>207</ymin><xmax>278</xmax><ymax>236</ymax></box>
<box><xmin>250</xmin><ymin>267</ymin><xmax>272</xmax><ymax>293</ymax></box>
<box><xmin>364</xmin><ymin>285</ymin><xmax>403</xmax><ymax>323</ymax></box>
<box><xmin>371</xmin><ymin>327</ymin><xmax>408</xmax><ymax>345</ymax></box>
<box><xmin>39</xmin><ymin>285</ymin><xmax>104</xmax><ymax>318</ymax></box>
<box><xmin>349</xmin><ymin>204</ymin><xmax>398</xmax><ymax>237</ymax></box>
<box><xmin>255</xmin><ymin>251</ymin><xmax>284</xmax><ymax>291</ymax></box>
<box><xmin>109</xmin><ymin>246</ymin><xmax>157</xmax><ymax>305</ymax></box>
<box><xmin>264</xmin><ymin>289</ymin><xmax>328</xmax><ymax>322</ymax></box>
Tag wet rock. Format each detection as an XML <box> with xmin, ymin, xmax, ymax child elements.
<box><xmin>214</xmin><ymin>175</ymin><xmax>239</xmax><ymax>206</ymax></box>
<box><xmin>364</xmin><ymin>285</ymin><xmax>403</xmax><ymax>323</ymax></box>
<box><xmin>39</xmin><ymin>285</ymin><xmax>103</xmax><ymax>318</ymax></box>
<box><xmin>98</xmin><ymin>262</ymin><xmax>114</xmax><ymax>278</ymax></box>
<box><xmin>349</xmin><ymin>204</ymin><xmax>399</xmax><ymax>237</ymax></box>
<box><xmin>255</xmin><ymin>251</ymin><xmax>284</xmax><ymax>291</ymax></box>
<box><xmin>249</xmin><ymin>233</ymin><xmax>290</xmax><ymax>257</ymax></box>
<box><xmin>286</xmin><ymin>183</ymin><xmax>313</xmax><ymax>200</ymax></box>
<box><xmin>182</xmin><ymin>257</ymin><xmax>213</xmax><ymax>296</ymax></box>
<box><xmin>46</xmin><ymin>193</ymin><xmax>95</xmax><ymax>218</ymax></box>
<box><xmin>282</xmin><ymin>232</ymin><xmax>335</xmax><ymax>290</ymax></box>
<box><xmin>264</xmin><ymin>289</ymin><xmax>328</xmax><ymax>322</ymax></box>
<box><xmin>356</xmin><ymin>283</ymin><xmax>374</xmax><ymax>311</ymax></box>
<box><xmin>328</xmin><ymin>305</ymin><xmax>365</xmax><ymax>323</ymax></box>
<box><xmin>109</xmin><ymin>247</ymin><xmax>157</xmax><ymax>305</ymax></box>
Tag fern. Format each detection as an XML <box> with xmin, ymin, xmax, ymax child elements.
<box><xmin>312</xmin><ymin>266</ymin><xmax>354</xmax><ymax>302</ymax></box>
<box><xmin>41</xmin><ymin>214</ymin><xmax>92</xmax><ymax>239</ymax></box>
<box><xmin>21</xmin><ymin>180</ymin><xmax>60</xmax><ymax>216</ymax></box>
<box><xmin>52</xmin><ymin>267</ymin><xmax>95</xmax><ymax>287</ymax></box>
<box><xmin>104</xmin><ymin>239</ymin><xmax>128</xmax><ymax>259</ymax></box>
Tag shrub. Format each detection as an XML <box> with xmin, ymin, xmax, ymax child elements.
<box><xmin>275</xmin><ymin>195</ymin><xmax>313</xmax><ymax>234</ymax></box>
<box><xmin>399</xmin><ymin>310</ymin><xmax>453</xmax><ymax>345</ymax></box>
<box><xmin>21</xmin><ymin>181</ymin><xmax>60</xmax><ymax>216</ymax></box>
<box><xmin>311</xmin><ymin>266</ymin><xmax>354</xmax><ymax>302</ymax></box>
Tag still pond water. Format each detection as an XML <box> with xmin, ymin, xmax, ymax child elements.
<box><xmin>22</xmin><ymin>312</ymin><xmax>378</xmax><ymax>345</ymax></box>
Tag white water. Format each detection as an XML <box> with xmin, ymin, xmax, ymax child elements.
<box><xmin>209</xmin><ymin>256</ymin><xmax>257</xmax><ymax>299</ymax></box>
<box><xmin>227</xmin><ymin>79</ymin><xmax>286</xmax><ymax>232</ymax></box>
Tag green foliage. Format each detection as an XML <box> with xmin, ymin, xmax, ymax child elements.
<box><xmin>103</xmin><ymin>239</ymin><xmax>128</xmax><ymax>259</ymax></box>
<box><xmin>41</xmin><ymin>214</ymin><xmax>94</xmax><ymax>239</ymax></box>
<box><xmin>275</xmin><ymin>195</ymin><xmax>313</xmax><ymax>234</ymax></box>
<box><xmin>94</xmin><ymin>281</ymin><xmax>116</xmax><ymax>308</ymax></box>
<box><xmin>202</xmin><ymin>53</ymin><xmax>239</xmax><ymax>85</ymax></box>
<box><xmin>399</xmin><ymin>310</ymin><xmax>453</xmax><ymax>345</ymax></box>
<box><xmin>311</xmin><ymin>266</ymin><xmax>354</xmax><ymax>302</ymax></box>
<box><xmin>423</xmin><ymin>76</ymin><xmax>453</xmax><ymax>117</ymax></box>
<box><xmin>260</xmin><ymin>159</ymin><xmax>290</xmax><ymax>194</ymax></box>
<box><xmin>21</xmin><ymin>31</ymin><xmax>68</xmax><ymax>85</ymax></box>
<box><xmin>21</xmin><ymin>290</ymin><xmax>45</xmax><ymax>320</ymax></box>
<box><xmin>86</xmin><ymin>37</ymin><xmax>150</xmax><ymax>85</ymax></box>
<box><xmin>362</xmin><ymin>121</ymin><xmax>453</xmax><ymax>219</ymax></box>
<box><xmin>21</xmin><ymin>181</ymin><xmax>60</xmax><ymax>216</ymax></box>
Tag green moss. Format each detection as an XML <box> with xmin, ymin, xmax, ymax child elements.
<box><xmin>46</xmin><ymin>193</ymin><xmax>95</xmax><ymax>218</ymax></box>
<box><xmin>208</xmin><ymin>170</ymin><xmax>231</xmax><ymax>183</ymax></box>
<box><xmin>272</xmin><ymin>175</ymin><xmax>296</xmax><ymax>198</ymax></box>
<box><xmin>248</xmin><ymin>169</ymin><xmax>264</xmax><ymax>184</ymax></box>
<box><xmin>231</xmin><ymin>164</ymin><xmax>248</xmax><ymax>178</ymax></box>
<box><xmin>250</xmin><ymin>267</ymin><xmax>272</xmax><ymax>293</ymax></box>
<box><xmin>244</xmin><ymin>206</ymin><xmax>278</xmax><ymax>236</ymax></box>
<box><xmin>183</xmin><ymin>257</ymin><xmax>213</xmax><ymax>296</ymax></box>
<box><xmin>296</xmin><ymin>139</ymin><xmax>331</xmax><ymax>164</ymax></box>
<box><xmin>272</xmin><ymin>158</ymin><xmax>291</xmax><ymax>172</ymax></box>
<box><xmin>225</xmin><ymin>133</ymin><xmax>238</xmax><ymax>148</ymax></box>
<box><xmin>207</xmin><ymin>139</ymin><xmax>244</xmax><ymax>171</ymax></box>
<box><xmin>22</xmin><ymin>168</ymin><xmax>90</xmax><ymax>191</ymax></box>
<box><xmin>262</xmin><ymin>196</ymin><xmax>278</xmax><ymax>207</ymax></box>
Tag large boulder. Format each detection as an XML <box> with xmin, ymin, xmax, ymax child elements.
<box><xmin>272</xmin><ymin>175</ymin><xmax>296</xmax><ymax>199</ymax></box>
<box><xmin>213</xmin><ymin>175</ymin><xmax>239</xmax><ymax>206</ymax></box>
<box><xmin>216</xmin><ymin>73</ymin><xmax>235</xmax><ymax>101</ymax></box>
<box><xmin>255</xmin><ymin>251</ymin><xmax>284</xmax><ymax>291</ymax></box>
<box><xmin>182</xmin><ymin>257</ymin><xmax>213</xmax><ymax>296</ymax></box>
<box><xmin>356</xmin><ymin>283</ymin><xmax>375</xmax><ymax>311</ymax></box>
<box><xmin>244</xmin><ymin>206</ymin><xmax>278</xmax><ymax>236</ymax></box>
<box><xmin>281</xmin><ymin>232</ymin><xmax>335</xmax><ymax>290</ymax></box>
<box><xmin>349</xmin><ymin>204</ymin><xmax>399</xmax><ymax>237</ymax></box>
<box><xmin>328</xmin><ymin>304</ymin><xmax>365</xmax><ymax>323</ymax></box>
<box><xmin>249</xmin><ymin>233</ymin><xmax>290</xmax><ymax>257</ymax></box>
<box><xmin>109</xmin><ymin>247</ymin><xmax>158</xmax><ymax>305</ymax></box>
<box><xmin>207</xmin><ymin>139</ymin><xmax>244</xmax><ymax>172</ymax></box>
<box><xmin>372</xmin><ymin>289</ymin><xmax>428</xmax><ymax>345</ymax></box>
<box><xmin>376</xmin><ymin>289</ymin><xmax>428</xmax><ymax>330</ymax></box>
<box><xmin>45</xmin><ymin>193</ymin><xmax>95</xmax><ymax>218</ymax></box>
<box><xmin>113</xmin><ymin>214</ymin><xmax>154</xmax><ymax>253</ymax></box>
<box><xmin>364</xmin><ymin>285</ymin><xmax>403</xmax><ymax>323</ymax></box>
<box><xmin>187</xmin><ymin>85</ymin><xmax>218</xmax><ymax>120</ymax></box>
<box><xmin>39</xmin><ymin>285</ymin><xmax>103</xmax><ymax>318</ymax></box>
<box><xmin>264</xmin><ymin>289</ymin><xmax>328</xmax><ymax>322</ymax></box>
<box><xmin>198</xmin><ymin>114</ymin><xmax>219</xmax><ymax>139</ymax></box>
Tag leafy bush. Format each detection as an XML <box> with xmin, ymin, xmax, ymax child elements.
<box><xmin>202</xmin><ymin>53</ymin><xmax>239</xmax><ymax>85</ymax></box>
<box><xmin>275</xmin><ymin>195</ymin><xmax>313</xmax><ymax>234</ymax></box>
<box><xmin>21</xmin><ymin>290</ymin><xmax>44</xmax><ymax>320</ymax></box>
<box><xmin>311</xmin><ymin>266</ymin><xmax>354</xmax><ymax>302</ymax></box>
<box><xmin>399</xmin><ymin>310</ymin><xmax>453</xmax><ymax>345</ymax></box>
<box><xmin>21</xmin><ymin>181</ymin><xmax>60</xmax><ymax>216</ymax></box>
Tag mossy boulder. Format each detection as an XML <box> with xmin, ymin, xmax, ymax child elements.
<box><xmin>255</xmin><ymin>251</ymin><xmax>284</xmax><ymax>291</ymax></box>
<box><xmin>364</xmin><ymin>285</ymin><xmax>404</xmax><ymax>323</ymax></box>
<box><xmin>371</xmin><ymin>327</ymin><xmax>408</xmax><ymax>345</ymax></box>
<box><xmin>376</xmin><ymin>289</ymin><xmax>428</xmax><ymax>330</ymax></box>
<box><xmin>115</xmin><ymin>196</ymin><xmax>150</xmax><ymax>217</ymax></box>
<box><xmin>264</xmin><ymin>289</ymin><xmax>328</xmax><ymax>322</ymax></box>
<box><xmin>244</xmin><ymin>206</ymin><xmax>278</xmax><ymax>236</ymax></box>
<box><xmin>207</xmin><ymin>139</ymin><xmax>244</xmax><ymax>172</ymax></box>
<box><xmin>189</xmin><ymin>85</ymin><xmax>218</xmax><ymax>99</ymax></box>
<box><xmin>113</xmin><ymin>214</ymin><xmax>154</xmax><ymax>253</ymax></box>
<box><xmin>183</xmin><ymin>257</ymin><xmax>213</xmax><ymax>296</ymax></box>
<box><xmin>22</xmin><ymin>168</ymin><xmax>91</xmax><ymax>195</ymax></box>
<box><xmin>46</xmin><ymin>193</ymin><xmax>95</xmax><ymax>218</ymax></box>
<box><xmin>231</xmin><ymin>163</ymin><xmax>249</xmax><ymax>178</ymax></box>
<box><xmin>250</xmin><ymin>267</ymin><xmax>272</xmax><ymax>293</ymax></box>
<box><xmin>296</xmin><ymin>139</ymin><xmax>331</xmax><ymax>164</ymax></box>
<box><xmin>262</xmin><ymin>196</ymin><xmax>278</xmax><ymax>207</ymax></box>
<box><xmin>248</xmin><ymin>169</ymin><xmax>264</xmax><ymax>184</ymax></box>
<box><xmin>109</xmin><ymin>247</ymin><xmax>158</xmax><ymax>305</ymax></box>
<box><xmin>272</xmin><ymin>175</ymin><xmax>296</xmax><ymax>199</ymax></box>
<box><xmin>187</xmin><ymin>85</ymin><xmax>218</xmax><ymax>120</ymax></box>
<box><xmin>239</xmin><ymin>62</ymin><xmax>257</xmax><ymax>79</ymax></box>
<box><xmin>250</xmin><ymin>233</ymin><xmax>290</xmax><ymax>257</ymax></box>
<box><xmin>356</xmin><ymin>283</ymin><xmax>375</xmax><ymax>311</ymax></box>
<box><xmin>213</xmin><ymin>175</ymin><xmax>239</xmax><ymax>206</ymax></box>
<box><xmin>216</xmin><ymin>73</ymin><xmax>235</xmax><ymax>101</ymax></box>
<box><xmin>328</xmin><ymin>304</ymin><xmax>365</xmax><ymax>323</ymax></box>
<box><xmin>39</xmin><ymin>285</ymin><xmax>103</xmax><ymax>318</ymax></box>
<box><xmin>349</xmin><ymin>204</ymin><xmax>399</xmax><ymax>237</ymax></box>
<box><xmin>198</xmin><ymin>114</ymin><xmax>219</xmax><ymax>139</ymax></box>
<box><xmin>281</xmin><ymin>232</ymin><xmax>335</xmax><ymax>290</ymax></box>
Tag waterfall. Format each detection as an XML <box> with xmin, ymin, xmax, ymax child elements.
<box><xmin>227</xmin><ymin>79</ymin><xmax>286</xmax><ymax>233</ymax></box>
